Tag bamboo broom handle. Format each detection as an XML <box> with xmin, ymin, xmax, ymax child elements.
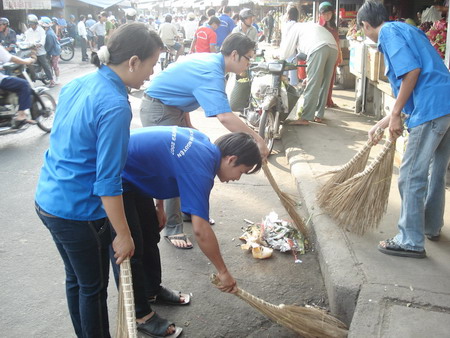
<box><xmin>120</xmin><ymin>258</ymin><xmax>137</xmax><ymax>338</ymax></box>
<box><xmin>352</xmin><ymin>139</ymin><xmax>394</xmax><ymax>179</ymax></box>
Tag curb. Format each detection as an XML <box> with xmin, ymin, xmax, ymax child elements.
<box><xmin>281</xmin><ymin>126</ymin><xmax>364</xmax><ymax>325</ymax></box>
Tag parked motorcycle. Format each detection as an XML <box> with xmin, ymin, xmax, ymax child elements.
<box><xmin>15</xmin><ymin>41</ymin><xmax>49</xmax><ymax>85</ymax></box>
<box><xmin>240</xmin><ymin>59</ymin><xmax>305</xmax><ymax>154</ymax></box>
<box><xmin>59</xmin><ymin>37</ymin><xmax>75</xmax><ymax>62</ymax></box>
<box><xmin>160</xmin><ymin>44</ymin><xmax>176</xmax><ymax>71</ymax></box>
<box><xmin>0</xmin><ymin>62</ymin><xmax>56</xmax><ymax>135</ymax></box>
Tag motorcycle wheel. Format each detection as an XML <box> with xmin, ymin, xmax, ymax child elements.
<box><xmin>60</xmin><ymin>45</ymin><xmax>75</xmax><ymax>61</ymax></box>
<box><xmin>258</xmin><ymin>109</ymin><xmax>275</xmax><ymax>154</ymax></box>
<box><xmin>31</xmin><ymin>92</ymin><xmax>56</xmax><ymax>133</ymax></box>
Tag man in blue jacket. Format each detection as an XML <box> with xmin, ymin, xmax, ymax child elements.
<box><xmin>358</xmin><ymin>1</ymin><xmax>450</xmax><ymax>258</ymax></box>
<box><xmin>216</xmin><ymin>6</ymin><xmax>235</xmax><ymax>48</ymax></box>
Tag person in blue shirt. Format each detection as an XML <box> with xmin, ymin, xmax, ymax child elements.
<box><xmin>358</xmin><ymin>1</ymin><xmax>450</xmax><ymax>258</ymax></box>
<box><xmin>118</xmin><ymin>127</ymin><xmax>261</xmax><ymax>311</ymax></box>
<box><xmin>40</xmin><ymin>17</ymin><xmax>61</xmax><ymax>84</ymax></box>
<box><xmin>140</xmin><ymin>33</ymin><xmax>269</xmax><ymax>249</ymax></box>
<box><xmin>216</xmin><ymin>6</ymin><xmax>236</xmax><ymax>48</ymax></box>
<box><xmin>34</xmin><ymin>23</ymin><xmax>169</xmax><ymax>337</ymax></box>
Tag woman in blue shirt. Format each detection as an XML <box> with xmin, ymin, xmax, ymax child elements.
<box><xmin>40</xmin><ymin>17</ymin><xmax>60</xmax><ymax>86</ymax></box>
<box><xmin>35</xmin><ymin>23</ymin><xmax>164</xmax><ymax>337</ymax></box>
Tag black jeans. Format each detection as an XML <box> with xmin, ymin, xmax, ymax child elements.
<box><xmin>110</xmin><ymin>190</ymin><xmax>162</xmax><ymax>319</ymax></box>
<box><xmin>80</xmin><ymin>37</ymin><xmax>88</xmax><ymax>60</ymax></box>
<box><xmin>37</xmin><ymin>54</ymin><xmax>53</xmax><ymax>81</ymax></box>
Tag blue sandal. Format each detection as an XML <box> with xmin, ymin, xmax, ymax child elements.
<box><xmin>378</xmin><ymin>238</ymin><xmax>426</xmax><ymax>258</ymax></box>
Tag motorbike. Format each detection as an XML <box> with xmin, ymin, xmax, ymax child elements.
<box><xmin>59</xmin><ymin>37</ymin><xmax>75</xmax><ymax>62</ymax></box>
<box><xmin>15</xmin><ymin>41</ymin><xmax>49</xmax><ymax>85</ymax></box>
<box><xmin>159</xmin><ymin>44</ymin><xmax>177</xmax><ymax>71</ymax></box>
<box><xmin>240</xmin><ymin>59</ymin><xmax>305</xmax><ymax>154</ymax></box>
<box><xmin>0</xmin><ymin>62</ymin><xmax>56</xmax><ymax>135</ymax></box>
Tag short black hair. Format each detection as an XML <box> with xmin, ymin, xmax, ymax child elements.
<box><xmin>79</xmin><ymin>15</ymin><xmax>85</xmax><ymax>21</ymax></box>
<box><xmin>208</xmin><ymin>16</ymin><xmax>221</xmax><ymax>26</ymax></box>
<box><xmin>221</xmin><ymin>33</ymin><xmax>256</xmax><ymax>57</ymax></box>
<box><xmin>287</xmin><ymin>7</ymin><xmax>299</xmax><ymax>21</ymax></box>
<box><xmin>206</xmin><ymin>7</ymin><xmax>216</xmax><ymax>17</ymax></box>
<box><xmin>215</xmin><ymin>133</ymin><xmax>262</xmax><ymax>174</ymax></box>
<box><xmin>357</xmin><ymin>0</ymin><xmax>388</xmax><ymax>28</ymax></box>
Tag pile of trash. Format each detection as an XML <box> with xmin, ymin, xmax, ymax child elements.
<box><xmin>239</xmin><ymin>211</ymin><xmax>306</xmax><ymax>263</ymax></box>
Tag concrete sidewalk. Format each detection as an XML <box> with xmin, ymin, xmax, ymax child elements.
<box><xmin>280</xmin><ymin>90</ymin><xmax>450</xmax><ymax>337</ymax></box>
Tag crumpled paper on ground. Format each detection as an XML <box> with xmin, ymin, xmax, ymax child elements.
<box><xmin>240</xmin><ymin>211</ymin><xmax>306</xmax><ymax>262</ymax></box>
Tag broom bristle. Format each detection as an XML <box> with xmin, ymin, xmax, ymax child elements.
<box><xmin>211</xmin><ymin>275</ymin><xmax>348</xmax><ymax>338</ymax></box>
<box><xmin>262</xmin><ymin>164</ymin><xmax>309</xmax><ymax>236</ymax></box>
<box><xmin>324</xmin><ymin>140</ymin><xmax>396</xmax><ymax>235</ymax></box>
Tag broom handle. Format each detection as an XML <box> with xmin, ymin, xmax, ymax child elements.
<box><xmin>120</xmin><ymin>257</ymin><xmax>137</xmax><ymax>338</ymax></box>
<box><xmin>353</xmin><ymin>139</ymin><xmax>394</xmax><ymax>178</ymax></box>
<box><xmin>210</xmin><ymin>274</ymin><xmax>281</xmax><ymax>310</ymax></box>
<box><xmin>340</xmin><ymin>127</ymin><xmax>384</xmax><ymax>169</ymax></box>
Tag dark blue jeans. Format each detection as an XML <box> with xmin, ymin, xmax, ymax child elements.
<box><xmin>35</xmin><ymin>203</ymin><xmax>112</xmax><ymax>338</ymax></box>
<box><xmin>0</xmin><ymin>76</ymin><xmax>32</xmax><ymax>111</ymax></box>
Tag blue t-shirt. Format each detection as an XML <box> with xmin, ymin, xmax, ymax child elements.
<box><xmin>216</xmin><ymin>14</ymin><xmax>236</xmax><ymax>47</ymax></box>
<box><xmin>35</xmin><ymin>66</ymin><xmax>131</xmax><ymax>221</ymax></box>
<box><xmin>122</xmin><ymin>126</ymin><xmax>221</xmax><ymax>222</ymax></box>
<box><xmin>378</xmin><ymin>22</ymin><xmax>450</xmax><ymax>128</ymax></box>
<box><xmin>44</xmin><ymin>28</ymin><xmax>61</xmax><ymax>56</ymax></box>
<box><xmin>146</xmin><ymin>52</ymin><xmax>231</xmax><ymax>116</ymax></box>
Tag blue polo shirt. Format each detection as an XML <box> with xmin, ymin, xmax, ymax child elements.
<box><xmin>122</xmin><ymin>126</ymin><xmax>221</xmax><ymax>222</ymax></box>
<box><xmin>145</xmin><ymin>52</ymin><xmax>231</xmax><ymax>116</ymax></box>
<box><xmin>378</xmin><ymin>22</ymin><xmax>450</xmax><ymax>128</ymax></box>
<box><xmin>216</xmin><ymin>14</ymin><xmax>236</xmax><ymax>47</ymax></box>
<box><xmin>35</xmin><ymin>66</ymin><xmax>131</xmax><ymax>221</ymax></box>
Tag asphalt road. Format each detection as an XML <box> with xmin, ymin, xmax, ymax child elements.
<box><xmin>0</xmin><ymin>50</ymin><xmax>329</xmax><ymax>337</ymax></box>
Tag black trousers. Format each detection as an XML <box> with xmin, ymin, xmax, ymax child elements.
<box><xmin>111</xmin><ymin>190</ymin><xmax>162</xmax><ymax>319</ymax></box>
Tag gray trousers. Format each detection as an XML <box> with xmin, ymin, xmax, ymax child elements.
<box><xmin>300</xmin><ymin>45</ymin><xmax>338</xmax><ymax>120</ymax></box>
<box><xmin>140</xmin><ymin>94</ymin><xmax>186</xmax><ymax>236</ymax></box>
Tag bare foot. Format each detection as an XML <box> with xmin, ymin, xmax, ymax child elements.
<box><xmin>287</xmin><ymin>119</ymin><xmax>310</xmax><ymax>125</ymax></box>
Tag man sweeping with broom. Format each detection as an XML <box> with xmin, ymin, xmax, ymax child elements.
<box><xmin>357</xmin><ymin>1</ymin><xmax>450</xmax><ymax>258</ymax></box>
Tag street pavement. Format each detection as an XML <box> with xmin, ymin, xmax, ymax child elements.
<box><xmin>281</xmin><ymin>89</ymin><xmax>450</xmax><ymax>337</ymax></box>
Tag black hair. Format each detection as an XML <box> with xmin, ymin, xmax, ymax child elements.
<box><xmin>288</xmin><ymin>7</ymin><xmax>299</xmax><ymax>21</ymax></box>
<box><xmin>100</xmin><ymin>11</ymin><xmax>107</xmax><ymax>18</ymax></box>
<box><xmin>232</xmin><ymin>13</ymin><xmax>239</xmax><ymax>21</ymax></box>
<box><xmin>206</xmin><ymin>7</ymin><xmax>216</xmax><ymax>17</ymax></box>
<box><xmin>215</xmin><ymin>133</ymin><xmax>262</xmax><ymax>174</ymax></box>
<box><xmin>208</xmin><ymin>16</ymin><xmax>221</xmax><ymax>26</ymax></box>
<box><xmin>221</xmin><ymin>33</ymin><xmax>256</xmax><ymax>57</ymax></box>
<box><xmin>165</xmin><ymin>14</ymin><xmax>172</xmax><ymax>23</ymax></box>
<box><xmin>357</xmin><ymin>0</ymin><xmax>389</xmax><ymax>28</ymax></box>
<box><xmin>79</xmin><ymin>15</ymin><xmax>85</xmax><ymax>21</ymax></box>
<box><xmin>198</xmin><ymin>15</ymin><xmax>208</xmax><ymax>26</ymax></box>
<box><xmin>223</xmin><ymin>6</ymin><xmax>231</xmax><ymax>14</ymax></box>
<box><xmin>91</xmin><ymin>23</ymin><xmax>163</xmax><ymax>68</ymax></box>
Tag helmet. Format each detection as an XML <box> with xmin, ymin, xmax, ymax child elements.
<box><xmin>108</xmin><ymin>15</ymin><xmax>116</xmax><ymax>22</ymax></box>
<box><xmin>87</xmin><ymin>14</ymin><xmax>93</xmax><ymax>19</ymax></box>
<box><xmin>52</xmin><ymin>17</ymin><xmax>58</xmax><ymax>23</ymax></box>
<box><xmin>239</xmin><ymin>8</ymin><xmax>254</xmax><ymax>21</ymax></box>
<box><xmin>124</xmin><ymin>8</ymin><xmax>137</xmax><ymax>18</ymax></box>
<box><xmin>70</xmin><ymin>14</ymin><xmax>75</xmax><ymax>19</ymax></box>
<box><xmin>187</xmin><ymin>12</ymin><xmax>195</xmax><ymax>20</ymax></box>
<box><xmin>319</xmin><ymin>1</ymin><xmax>333</xmax><ymax>13</ymax></box>
<box><xmin>0</xmin><ymin>17</ymin><xmax>10</xmax><ymax>26</ymax></box>
<box><xmin>39</xmin><ymin>16</ymin><xmax>52</xmax><ymax>27</ymax></box>
<box><xmin>27</xmin><ymin>14</ymin><xmax>39</xmax><ymax>24</ymax></box>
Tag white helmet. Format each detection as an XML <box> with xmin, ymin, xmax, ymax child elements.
<box><xmin>187</xmin><ymin>12</ymin><xmax>195</xmax><ymax>20</ymax></box>
<box><xmin>27</xmin><ymin>14</ymin><xmax>39</xmax><ymax>24</ymax></box>
<box><xmin>124</xmin><ymin>8</ymin><xmax>137</xmax><ymax>18</ymax></box>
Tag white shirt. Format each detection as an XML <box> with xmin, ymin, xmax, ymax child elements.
<box><xmin>77</xmin><ymin>21</ymin><xmax>87</xmax><ymax>39</ymax></box>
<box><xmin>158</xmin><ymin>22</ymin><xmax>178</xmax><ymax>46</ymax></box>
<box><xmin>280</xmin><ymin>22</ymin><xmax>337</xmax><ymax>60</ymax></box>
<box><xmin>183</xmin><ymin>20</ymin><xmax>198</xmax><ymax>40</ymax></box>
<box><xmin>24</xmin><ymin>25</ymin><xmax>47</xmax><ymax>56</ymax></box>
<box><xmin>0</xmin><ymin>45</ymin><xmax>12</xmax><ymax>83</ymax></box>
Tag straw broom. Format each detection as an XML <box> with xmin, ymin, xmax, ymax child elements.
<box><xmin>317</xmin><ymin>128</ymin><xmax>384</xmax><ymax>208</ymax></box>
<box><xmin>262</xmin><ymin>163</ymin><xmax>308</xmax><ymax>237</ymax></box>
<box><xmin>210</xmin><ymin>274</ymin><xmax>348</xmax><ymax>338</ymax></box>
<box><xmin>115</xmin><ymin>258</ymin><xmax>137</xmax><ymax>338</ymax></box>
<box><xmin>323</xmin><ymin>138</ymin><xmax>396</xmax><ymax>235</ymax></box>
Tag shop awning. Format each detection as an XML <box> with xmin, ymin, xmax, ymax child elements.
<box><xmin>51</xmin><ymin>0</ymin><xmax>64</xmax><ymax>8</ymax></box>
<box><xmin>3</xmin><ymin>0</ymin><xmax>51</xmax><ymax>9</ymax></box>
<box><xmin>75</xmin><ymin>0</ymin><xmax>125</xmax><ymax>9</ymax></box>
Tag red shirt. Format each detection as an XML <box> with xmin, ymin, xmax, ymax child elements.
<box><xmin>194</xmin><ymin>26</ymin><xmax>217</xmax><ymax>53</ymax></box>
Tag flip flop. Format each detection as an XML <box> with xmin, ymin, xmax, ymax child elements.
<box><xmin>378</xmin><ymin>238</ymin><xmax>426</xmax><ymax>258</ymax></box>
<box><xmin>148</xmin><ymin>286</ymin><xmax>191</xmax><ymax>305</ymax></box>
<box><xmin>12</xmin><ymin>118</ymin><xmax>37</xmax><ymax>129</ymax></box>
<box><xmin>137</xmin><ymin>312</ymin><xmax>182</xmax><ymax>338</ymax></box>
<box><xmin>164</xmin><ymin>234</ymin><xmax>193</xmax><ymax>249</ymax></box>
<box><xmin>313</xmin><ymin>117</ymin><xmax>326</xmax><ymax>124</ymax></box>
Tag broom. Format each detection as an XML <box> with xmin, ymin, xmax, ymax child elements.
<box><xmin>262</xmin><ymin>163</ymin><xmax>308</xmax><ymax>237</ymax></box>
<box><xmin>323</xmin><ymin>138</ymin><xmax>396</xmax><ymax>235</ymax></box>
<box><xmin>115</xmin><ymin>258</ymin><xmax>138</xmax><ymax>338</ymax></box>
<box><xmin>210</xmin><ymin>274</ymin><xmax>348</xmax><ymax>338</ymax></box>
<box><xmin>317</xmin><ymin>128</ymin><xmax>384</xmax><ymax>208</ymax></box>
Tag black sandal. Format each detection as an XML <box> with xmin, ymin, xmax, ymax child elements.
<box><xmin>148</xmin><ymin>286</ymin><xmax>190</xmax><ymax>305</ymax></box>
<box><xmin>137</xmin><ymin>312</ymin><xmax>182</xmax><ymax>338</ymax></box>
<box><xmin>378</xmin><ymin>238</ymin><xmax>426</xmax><ymax>258</ymax></box>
